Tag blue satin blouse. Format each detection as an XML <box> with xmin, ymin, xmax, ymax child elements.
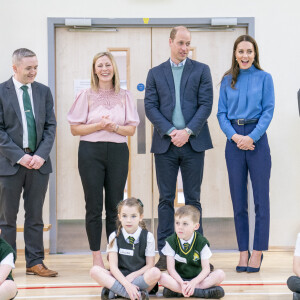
<box><xmin>217</xmin><ymin>65</ymin><xmax>275</xmax><ymax>142</ymax></box>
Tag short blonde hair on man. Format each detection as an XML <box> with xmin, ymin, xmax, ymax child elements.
<box><xmin>175</xmin><ymin>205</ymin><xmax>200</xmax><ymax>224</ymax></box>
<box><xmin>90</xmin><ymin>52</ymin><xmax>120</xmax><ymax>93</ymax></box>
<box><xmin>169</xmin><ymin>26</ymin><xmax>190</xmax><ymax>41</ymax></box>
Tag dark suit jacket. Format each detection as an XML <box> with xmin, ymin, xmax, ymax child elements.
<box><xmin>0</xmin><ymin>77</ymin><xmax>56</xmax><ymax>175</ymax></box>
<box><xmin>144</xmin><ymin>58</ymin><xmax>213</xmax><ymax>154</ymax></box>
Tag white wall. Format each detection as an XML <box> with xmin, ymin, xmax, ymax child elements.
<box><xmin>0</xmin><ymin>0</ymin><xmax>299</xmax><ymax>248</ymax></box>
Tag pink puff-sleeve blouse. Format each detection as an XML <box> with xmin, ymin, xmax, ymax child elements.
<box><xmin>67</xmin><ymin>88</ymin><xmax>140</xmax><ymax>143</ymax></box>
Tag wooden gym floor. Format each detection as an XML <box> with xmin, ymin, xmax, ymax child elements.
<box><xmin>13</xmin><ymin>251</ymin><xmax>294</xmax><ymax>299</ymax></box>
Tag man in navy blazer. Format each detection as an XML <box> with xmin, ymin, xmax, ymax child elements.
<box><xmin>0</xmin><ymin>49</ymin><xmax>57</xmax><ymax>277</ymax></box>
<box><xmin>144</xmin><ymin>26</ymin><xmax>213</xmax><ymax>270</ymax></box>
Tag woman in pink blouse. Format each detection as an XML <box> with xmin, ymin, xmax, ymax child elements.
<box><xmin>67</xmin><ymin>52</ymin><xmax>139</xmax><ymax>267</ymax></box>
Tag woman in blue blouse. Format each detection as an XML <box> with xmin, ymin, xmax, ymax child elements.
<box><xmin>217</xmin><ymin>35</ymin><xmax>274</xmax><ymax>273</ymax></box>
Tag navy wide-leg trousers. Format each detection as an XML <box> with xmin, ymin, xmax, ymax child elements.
<box><xmin>225</xmin><ymin>123</ymin><xmax>271</xmax><ymax>251</ymax></box>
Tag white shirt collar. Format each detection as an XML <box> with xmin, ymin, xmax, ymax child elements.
<box><xmin>121</xmin><ymin>226</ymin><xmax>142</xmax><ymax>242</ymax></box>
<box><xmin>170</xmin><ymin>58</ymin><xmax>186</xmax><ymax>68</ymax></box>
<box><xmin>179</xmin><ymin>232</ymin><xmax>195</xmax><ymax>247</ymax></box>
<box><xmin>12</xmin><ymin>76</ymin><xmax>32</xmax><ymax>90</ymax></box>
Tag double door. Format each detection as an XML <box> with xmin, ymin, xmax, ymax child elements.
<box><xmin>55</xmin><ymin>26</ymin><xmax>246</xmax><ymax>251</ymax></box>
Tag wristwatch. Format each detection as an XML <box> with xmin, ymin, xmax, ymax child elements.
<box><xmin>184</xmin><ymin>127</ymin><xmax>192</xmax><ymax>135</ymax></box>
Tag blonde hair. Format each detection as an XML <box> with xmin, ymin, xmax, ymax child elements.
<box><xmin>90</xmin><ymin>52</ymin><xmax>120</xmax><ymax>93</ymax></box>
<box><xmin>175</xmin><ymin>205</ymin><xmax>200</xmax><ymax>224</ymax></box>
<box><xmin>109</xmin><ymin>198</ymin><xmax>147</xmax><ymax>248</ymax></box>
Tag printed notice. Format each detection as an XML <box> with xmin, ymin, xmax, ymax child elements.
<box><xmin>74</xmin><ymin>79</ymin><xmax>90</xmax><ymax>97</ymax></box>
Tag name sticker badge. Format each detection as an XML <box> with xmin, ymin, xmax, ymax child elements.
<box><xmin>174</xmin><ymin>254</ymin><xmax>187</xmax><ymax>264</ymax></box>
<box><xmin>119</xmin><ymin>248</ymin><xmax>134</xmax><ymax>256</ymax></box>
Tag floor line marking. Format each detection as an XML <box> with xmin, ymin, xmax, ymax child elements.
<box><xmin>17</xmin><ymin>282</ymin><xmax>288</xmax><ymax>290</ymax></box>
<box><xmin>223</xmin><ymin>280</ymin><xmax>287</xmax><ymax>283</ymax></box>
<box><xmin>16</xmin><ymin>295</ymin><xmax>100</xmax><ymax>299</ymax></box>
<box><xmin>18</xmin><ymin>286</ymin><xmax>100</xmax><ymax>290</ymax></box>
<box><xmin>16</xmin><ymin>292</ymin><xmax>294</xmax><ymax>299</ymax></box>
<box><xmin>226</xmin><ymin>292</ymin><xmax>292</xmax><ymax>295</ymax></box>
<box><xmin>17</xmin><ymin>283</ymin><xmax>98</xmax><ymax>287</ymax></box>
<box><xmin>17</xmin><ymin>280</ymin><xmax>287</xmax><ymax>288</ymax></box>
<box><xmin>222</xmin><ymin>283</ymin><xmax>287</xmax><ymax>286</ymax></box>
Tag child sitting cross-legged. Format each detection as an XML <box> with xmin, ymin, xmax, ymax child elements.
<box><xmin>160</xmin><ymin>205</ymin><xmax>225</xmax><ymax>299</ymax></box>
<box><xmin>90</xmin><ymin>198</ymin><xmax>161</xmax><ymax>300</ymax></box>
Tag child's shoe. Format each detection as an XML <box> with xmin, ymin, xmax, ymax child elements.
<box><xmin>149</xmin><ymin>283</ymin><xmax>159</xmax><ymax>295</ymax></box>
<box><xmin>140</xmin><ymin>290</ymin><xmax>149</xmax><ymax>300</ymax></box>
<box><xmin>193</xmin><ymin>286</ymin><xmax>225</xmax><ymax>299</ymax></box>
<box><xmin>163</xmin><ymin>287</ymin><xmax>182</xmax><ymax>298</ymax></box>
<box><xmin>101</xmin><ymin>288</ymin><xmax>110</xmax><ymax>300</ymax></box>
<box><xmin>101</xmin><ymin>288</ymin><xmax>116</xmax><ymax>300</ymax></box>
<box><xmin>10</xmin><ymin>291</ymin><xmax>18</xmax><ymax>300</ymax></box>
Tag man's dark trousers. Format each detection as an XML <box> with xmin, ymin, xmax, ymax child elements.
<box><xmin>155</xmin><ymin>143</ymin><xmax>204</xmax><ymax>253</ymax></box>
<box><xmin>0</xmin><ymin>166</ymin><xmax>49</xmax><ymax>267</ymax></box>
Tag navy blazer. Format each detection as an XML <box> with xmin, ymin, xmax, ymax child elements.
<box><xmin>144</xmin><ymin>58</ymin><xmax>213</xmax><ymax>154</ymax></box>
<box><xmin>0</xmin><ymin>78</ymin><xmax>56</xmax><ymax>175</ymax></box>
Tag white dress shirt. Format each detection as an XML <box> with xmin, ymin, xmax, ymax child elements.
<box><xmin>107</xmin><ymin>226</ymin><xmax>155</xmax><ymax>256</ymax></box>
<box><xmin>12</xmin><ymin>76</ymin><xmax>35</xmax><ymax>148</ymax></box>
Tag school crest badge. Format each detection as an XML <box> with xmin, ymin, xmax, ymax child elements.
<box><xmin>193</xmin><ymin>251</ymin><xmax>200</xmax><ymax>262</ymax></box>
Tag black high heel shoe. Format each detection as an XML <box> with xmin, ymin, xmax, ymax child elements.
<box><xmin>247</xmin><ymin>253</ymin><xmax>263</xmax><ymax>273</ymax></box>
<box><xmin>236</xmin><ymin>250</ymin><xmax>251</xmax><ymax>273</ymax></box>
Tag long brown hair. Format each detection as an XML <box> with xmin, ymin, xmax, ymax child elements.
<box><xmin>108</xmin><ymin>198</ymin><xmax>147</xmax><ymax>249</ymax></box>
<box><xmin>222</xmin><ymin>35</ymin><xmax>262</xmax><ymax>89</ymax></box>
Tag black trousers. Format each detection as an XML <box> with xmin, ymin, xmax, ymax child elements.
<box><xmin>0</xmin><ymin>166</ymin><xmax>49</xmax><ymax>267</ymax></box>
<box><xmin>78</xmin><ymin>141</ymin><xmax>129</xmax><ymax>251</ymax></box>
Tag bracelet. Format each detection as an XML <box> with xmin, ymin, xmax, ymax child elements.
<box><xmin>114</xmin><ymin>124</ymin><xmax>119</xmax><ymax>133</ymax></box>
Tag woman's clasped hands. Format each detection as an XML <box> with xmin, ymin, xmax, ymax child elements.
<box><xmin>99</xmin><ymin>115</ymin><xmax>118</xmax><ymax>132</ymax></box>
